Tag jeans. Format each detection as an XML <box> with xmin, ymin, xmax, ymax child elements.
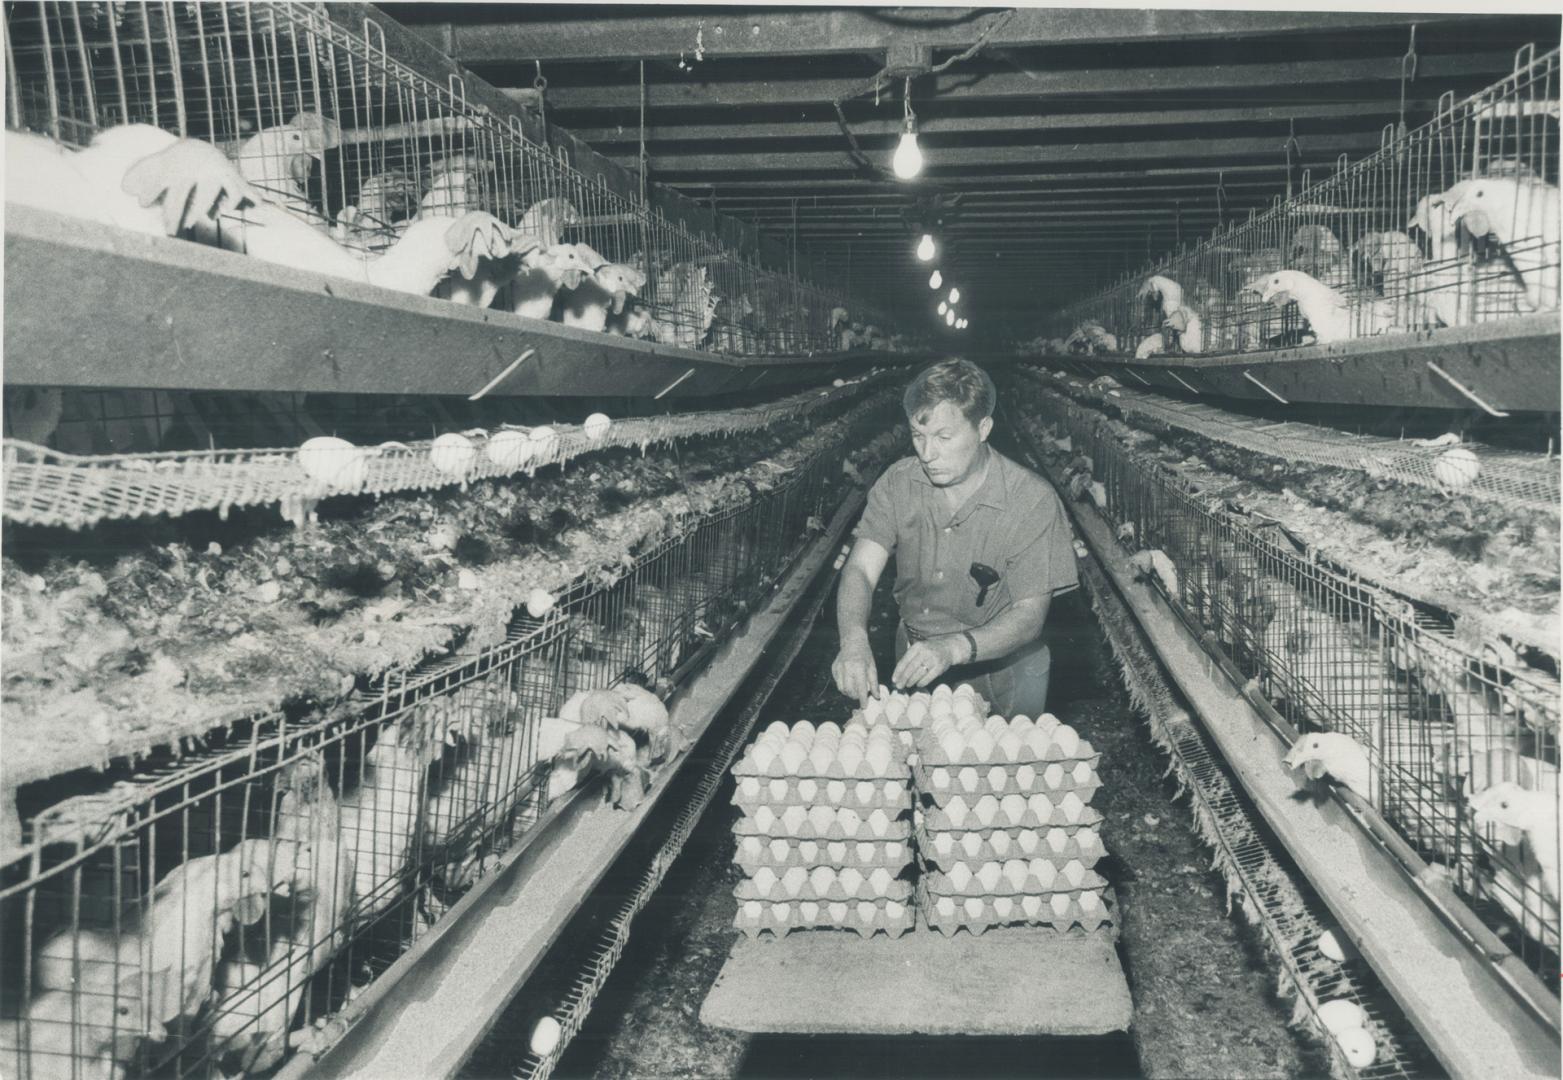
<box><xmin>895</xmin><ymin>622</ymin><xmax>1051</xmax><ymax>718</ymax></box>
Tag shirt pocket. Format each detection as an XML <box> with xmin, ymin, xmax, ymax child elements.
<box><xmin>959</xmin><ymin>561</ymin><xmax>1012</xmax><ymax>626</ymax></box>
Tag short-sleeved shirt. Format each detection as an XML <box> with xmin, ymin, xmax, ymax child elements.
<box><xmin>855</xmin><ymin>448</ymin><xmax>1078</xmax><ymax>638</ymax></box>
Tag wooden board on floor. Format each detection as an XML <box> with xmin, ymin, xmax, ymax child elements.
<box><xmin>700</xmin><ymin>925</ymin><xmax>1132</xmax><ymax>1036</ymax></box>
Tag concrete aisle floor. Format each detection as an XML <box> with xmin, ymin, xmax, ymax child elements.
<box><xmin>495</xmin><ymin>558</ymin><xmax>1332</xmax><ymax>1080</ymax></box>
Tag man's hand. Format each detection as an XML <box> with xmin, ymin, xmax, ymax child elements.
<box><xmin>892</xmin><ymin>635</ymin><xmax>966</xmax><ymax>690</ymax></box>
<box><xmin>832</xmin><ymin>640</ymin><xmax>878</xmax><ymax>705</ymax></box>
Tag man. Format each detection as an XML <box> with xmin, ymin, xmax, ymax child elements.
<box><xmin>831</xmin><ymin>359</ymin><xmax>1078</xmax><ymax>716</ymax></box>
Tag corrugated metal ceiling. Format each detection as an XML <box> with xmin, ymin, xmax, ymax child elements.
<box><xmin>399</xmin><ymin>6</ymin><xmax>1561</xmax><ymax>335</ymax></box>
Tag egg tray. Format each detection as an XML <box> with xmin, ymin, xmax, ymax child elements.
<box><xmin>735</xmin><ymin>836</ymin><xmax>914</xmax><ymax>873</ymax></box>
<box><xmin>731</xmin><ymin>746</ymin><xmax>911</xmax><ymax>781</ymax></box>
<box><xmin>913</xmin><ymin>759</ymin><xmax>1103</xmax><ymax>804</ymax></box>
<box><xmin>920</xmin><ymin>863</ymin><xmax>1109</xmax><ymax>900</ymax></box>
<box><xmin>915</xmin><ymin>800</ymin><xmax>1102</xmax><ymax>833</ymax></box>
<box><xmin>916</xmin><ymin>826</ymin><xmax>1105</xmax><ymax>869</ymax></box>
<box><xmin>732</xmin><ymin>775</ymin><xmax>912</xmax><ymax>813</ymax></box>
<box><xmin>915</xmin><ymin>729</ymin><xmax>1098</xmax><ymax>769</ymax></box>
<box><xmin>734</xmin><ymin>871</ymin><xmax>914</xmax><ymax>904</ymax></box>
<box><xmin>916</xmin><ymin>882</ymin><xmax>1117</xmax><ymax>938</ymax></box>
<box><xmin>733</xmin><ymin>809</ymin><xmax>913</xmax><ymax>842</ymax></box>
<box><xmin>735</xmin><ymin>897</ymin><xmax>917</xmax><ymax>939</ymax></box>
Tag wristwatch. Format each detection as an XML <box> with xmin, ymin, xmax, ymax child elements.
<box><xmin>961</xmin><ymin>630</ymin><xmax>979</xmax><ymax>664</ymax></box>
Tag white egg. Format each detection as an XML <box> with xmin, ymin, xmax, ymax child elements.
<box><xmin>1079</xmin><ymin>890</ymin><xmax>1100</xmax><ymax>913</ymax></box>
<box><xmin>765</xmin><ymin>720</ymin><xmax>789</xmax><ymax>739</ymax></box>
<box><xmin>883</xmin><ymin>780</ymin><xmax>905</xmax><ymax>802</ymax></box>
<box><xmin>1060</xmin><ymin>792</ymin><xmax>1085</xmax><ymax>822</ymax></box>
<box><xmin>809</xmin><ymin>743</ymin><xmax>834</xmax><ymax>774</ymax></box>
<box><xmin>906</xmin><ymin>699</ymin><xmax>929</xmax><ymax>726</ymax></box>
<box><xmin>768</xmin><ymin>838</ymin><xmax>790</xmax><ymax>862</ymax></box>
<box><xmin>810</xmin><ymin>866</ymin><xmax>836</xmax><ymax>895</ymax></box>
<box><xmin>530</xmin><ymin>1016</ymin><xmax>562</xmax><ymax>1057</ymax></box>
<box><xmin>958</xmin><ymin>766</ymin><xmax>980</xmax><ymax>792</ymax></box>
<box><xmin>885</xmin><ymin>899</ymin><xmax>906</xmax><ymax>920</ymax></box>
<box><xmin>739</xmin><ymin>777</ymin><xmax>760</xmax><ymax>799</ymax></box>
<box><xmin>1433</xmin><ymin>446</ymin><xmax>1479</xmax><ymax>487</ymax></box>
<box><xmin>753</xmin><ymin>806</ymin><xmax>775</xmax><ymax>831</ymax></box>
<box><xmin>1002</xmin><ymin>859</ymin><xmax>1029</xmax><ymax>890</ymax></box>
<box><xmin>863</xmin><ymin>699</ymin><xmax>885</xmax><ymax>724</ymax></box>
<box><xmin>298</xmin><ymin>436</ymin><xmax>367</xmax><ymax>489</ymax></box>
<box><xmin>857</xmin><ymin>901</ymin><xmax>878</xmax><ymax>923</ymax></box>
<box><xmin>753</xmin><ymin>867</ymin><xmax>778</xmax><ymax>897</ymax></box>
<box><xmin>429</xmin><ymin>432</ymin><xmax>477</xmax><ymax>477</ymax></box>
<box><xmin>1037</xmin><ymin>713</ymin><xmax>1061</xmax><ymax>733</ymax></box>
<box><xmin>1050</xmin><ymin>893</ymin><xmax>1072</xmax><ymax>918</ymax></box>
<box><xmin>743</xmin><ymin>900</ymin><xmax>764</xmax><ymax>920</ymax></box>
<box><xmin>868</xmin><ymin>867</ymin><xmax>894</xmax><ymax>895</ymax></box>
<box><xmin>740</xmin><ymin>836</ymin><xmax>762</xmax><ymax>859</ymax></box>
<box><xmin>767</xmin><ymin>779</ymin><xmax>788</xmax><ymax>802</ymax></box>
<box><xmin>1317</xmin><ymin>930</ymin><xmax>1346</xmax><ymax>963</ymax></box>
<box><xmin>838</xmin><ymin>807</ymin><xmax>864</xmax><ymax>835</ymax></box>
<box><xmin>793</xmin><ymin>720</ymin><xmax>816</xmax><ymax>743</ymax></box>
<box><xmin>1010</xmin><ymin>715</ymin><xmax>1032</xmax><ymax>730</ymax></box>
<box><xmin>1336</xmin><ymin>1027</ymin><xmax>1377</xmax><ymax>1069</ymax></box>
<box><xmin>1015</xmin><ymin>764</ymin><xmax>1037</xmax><ymax>789</ymax></box>
<box><xmin>829</xmin><ymin>901</ymin><xmax>850</xmax><ymax>923</ymax></box>
<box><xmin>1020</xmin><ymin>895</ymin><xmax>1043</xmax><ymax>919</ymax></box>
<box><xmin>884</xmin><ymin>696</ymin><xmax>907</xmax><ymax>723</ymax></box>
<box><xmin>945</xmin><ymin>797</ymin><xmax>969</xmax><ymax>827</ymax></box>
<box><xmin>952</xmin><ymin>696</ymin><xmax>976</xmax><ymax>721</ymax></box>
<box><xmin>974</xmin><ymin>795</ymin><xmax>1000</xmax><ymax>827</ymax></box>
<box><xmin>868</xmin><ymin>809</ymin><xmax>892</xmax><ymax>836</ymax></box>
<box><xmin>936</xmin><ymin>896</ymin><xmax>957</xmax><ymax>918</ymax></box>
<box><xmin>930</xmin><ymin>698</ymin><xmax>954</xmax><ymax>722</ymax></box>
<box><xmin>1000</xmin><ymin>794</ymin><xmax>1027</xmax><ymax>826</ymax></box>
<box><xmin>1044</xmin><ymin>764</ymin><xmax>1066</xmax><ymax>788</ymax></box>
<box><xmin>993</xmin><ymin>896</ymin><xmax>1015</xmax><ymax>919</ymax></box>
<box><xmin>750</xmin><ymin>743</ymin><xmax>775</xmax><ymax>771</ymax></box>
<box><xmin>818</xmin><ymin>720</ymin><xmax>842</xmax><ymax>741</ymax></box>
<box><xmin>781</xmin><ymin>866</ymin><xmax>809</xmax><ymax>897</ymax></box>
<box><xmin>1317</xmin><ymin>999</ymin><xmax>1368</xmax><ymax>1037</ymax></box>
<box><xmin>800</xmin><ymin>901</ymin><xmax>820</xmax><ymax>922</ymax></box>
<box><xmin>865</xmin><ymin>741</ymin><xmax>892</xmax><ymax>777</ymax></box>
<box><xmin>527</xmin><ymin>424</ymin><xmax>559</xmax><ymax>463</ymax></box>
<box><xmin>855</xmin><ymin>780</ymin><xmax>877</xmax><ymax>805</ymax></box>
<box><xmin>1027</xmin><ymin>728</ymin><xmax>1052</xmax><ymax>757</ymax></box>
<box><xmin>780</xmin><ymin>741</ymin><xmax>808</xmax><ymax>774</ymax></box>
<box><xmin>997</xmin><ymin>732</ymin><xmax>1023</xmax><ymax>762</ymax></box>
<box><xmin>854</xmin><ymin>842</ymin><xmax>873</xmax><ymax>862</ymax></box>
<box><xmin>1053</xmin><ymin>725</ymin><xmax>1081</xmax><ymax>757</ymax></box>
<box><xmin>938</xmin><ymin>731</ymin><xmax>964</xmax><ymax>761</ymax></box>
<box><xmin>989</xmin><ymin>831</ymin><xmax>1011</xmax><ymax>857</ymax></box>
<box><xmin>976</xmin><ymin>862</ymin><xmax>1003</xmax><ymax>891</ymax></box>
<box><xmin>987</xmin><ymin>766</ymin><xmax>1009</xmax><ymax>790</ymax></box>
<box><xmin>838</xmin><ymin>743</ymin><xmax>865</xmax><ymax>776</ymax></box>
<box><xmin>797</xmin><ymin>778</ymin><xmax>818</xmax><ymax>802</ymax></box>
<box><xmin>1047</xmin><ymin>828</ymin><xmax>1070</xmax><ymax>854</ymax></box>
<box><xmin>1073</xmin><ymin>761</ymin><xmax>1095</xmax><ymax>785</ymax></box>
<box><xmin>800</xmin><ymin>840</ymin><xmax>820</xmax><ymax>862</ymax></box>
<box><xmin>1016</xmin><ymin>829</ymin><xmax>1040</xmax><ymax>854</ymax></box>
<box><xmin>933</xmin><ymin>683</ymin><xmax>953</xmax><ymax>700</ymax></box>
<box><xmin>772</xmin><ymin>902</ymin><xmax>791</xmax><ymax>921</ymax></box>
<box><xmin>950</xmin><ymin>862</ymin><xmax>974</xmax><ymax>891</ymax></box>
<box><xmin>960</xmin><ymin>832</ymin><xmax>984</xmax><ymax>858</ymax></box>
<box><xmin>583</xmin><ymin>412</ymin><xmax>612</xmax><ymax>441</ymax></box>
<box><xmin>934</xmin><ymin>833</ymin><xmax>955</xmax><ymax>856</ymax></box>
<box><xmin>1063</xmin><ymin>860</ymin><xmax>1086</xmax><ymax>887</ymax></box>
<box><xmin>968</xmin><ymin>730</ymin><xmax>995</xmax><ymax>760</ymax></box>
<box><xmin>485</xmin><ymin>428</ymin><xmax>535</xmax><ymax>470</ymax></box>
<box><xmin>807</xmin><ymin>805</ymin><xmax>834</xmax><ymax>834</ymax></box>
<box><xmin>526</xmin><ymin>588</ymin><xmax>556</xmax><ymax>618</ymax></box>
<box><xmin>983</xmin><ymin>715</ymin><xmax>1007</xmax><ymax>739</ymax></box>
<box><xmin>963</xmin><ymin>897</ymin><xmax>986</xmax><ymax>920</ymax></box>
<box><xmin>1030</xmin><ymin>859</ymin><xmax>1055</xmax><ymax>889</ymax></box>
<box><xmin>825</xmin><ymin>780</ymin><xmax>846</xmax><ymax>804</ymax></box>
<box><xmin>1027</xmin><ymin>793</ymin><xmax>1053</xmax><ymax>820</ymax></box>
<box><xmin>782</xmin><ymin>805</ymin><xmax>808</xmax><ymax>833</ymax></box>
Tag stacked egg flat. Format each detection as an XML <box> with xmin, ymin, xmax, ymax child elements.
<box><xmin>913</xmin><ymin>710</ymin><xmax>1115</xmax><ymax>936</ymax></box>
<box><xmin>854</xmin><ymin>684</ymin><xmax>989</xmax><ymax>765</ymax></box>
<box><xmin>731</xmin><ymin>718</ymin><xmax>915</xmax><ymax>938</ymax></box>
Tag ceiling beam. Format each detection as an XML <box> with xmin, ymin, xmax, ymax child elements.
<box><xmin>664</xmin><ymin>159</ymin><xmax>1346</xmax><ymax>189</ymax></box>
<box><xmin>509</xmin><ymin>50</ymin><xmax>1511</xmax><ymax>111</ymax></box>
<box><xmin>414</xmin><ymin>10</ymin><xmax>1483</xmax><ymax>63</ymax></box>
<box><xmin>609</xmin><ymin>131</ymin><xmax>1384</xmax><ymax>174</ymax></box>
<box><xmin>570</xmin><ymin>100</ymin><xmax>1433</xmax><ymax>146</ymax></box>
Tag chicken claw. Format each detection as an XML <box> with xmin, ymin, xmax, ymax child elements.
<box><xmin>122</xmin><ymin>138</ymin><xmax>255</xmax><ymax>237</ymax></box>
<box><xmin>443</xmin><ymin>211</ymin><xmax>517</xmax><ymax>280</ymax></box>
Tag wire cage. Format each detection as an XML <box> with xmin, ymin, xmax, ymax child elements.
<box><xmin>2</xmin><ymin>1</ymin><xmax>898</xmax><ymax>356</ymax></box>
<box><xmin>1013</xmin><ymin>379</ymin><xmax>1561</xmax><ymax>993</ymax></box>
<box><xmin>1019</xmin><ymin>44</ymin><xmax>1559</xmax><ymax>358</ymax></box>
<box><xmin>0</xmin><ymin>405</ymin><xmax>865</xmax><ymax>1078</ymax></box>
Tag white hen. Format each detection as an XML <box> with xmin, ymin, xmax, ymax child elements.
<box><xmin>1468</xmin><ymin>781</ymin><xmax>1561</xmax><ymax>902</ymax></box>
<box><xmin>1254</xmin><ymin>269</ymin><xmax>1396</xmax><ymax>344</ymax></box>
<box><xmin>1283</xmin><ymin>730</ymin><xmax>1374</xmax><ymax>803</ymax></box>
<box><xmin>1446</xmin><ymin>176</ymin><xmax>1560</xmax><ymax>311</ymax></box>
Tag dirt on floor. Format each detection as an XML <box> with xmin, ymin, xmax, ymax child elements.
<box><xmin>472</xmin><ymin>549</ymin><xmax>1337</xmax><ymax>1080</ymax></box>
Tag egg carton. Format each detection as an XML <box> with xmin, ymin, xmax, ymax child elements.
<box><xmin>920</xmin><ymin>861</ymin><xmax>1109</xmax><ymax>899</ymax></box>
<box><xmin>734</xmin><ymin>866</ymin><xmax>914</xmax><ymax>904</ymax></box>
<box><xmin>853</xmin><ymin>684</ymin><xmax>990</xmax><ymax>732</ymax></box>
<box><xmin>913</xmin><ymin>758</ymin><xmax>1102</xmax><ymax>804</ymax></box>
<box><xmin>734</xmin><ymin>806</ymin><xmax>912</xmax><ymax>842</ymax></box>
<box><xmin>732</xmin><ymin>775</ymin><xmax>911</xmax><ymax>813</ymax></box>
<box><xmin>914</xmin><ymin>795</ymin><xmax>1102</xmax><ymax>833</ymax></box>
<box><xmin>735</xmin><ymin>896</ymin><xmax>916</xmax><ymax>939</ymax></box>
<box><xmin>916</xmin><ymin>715</ymin><xmax>1095</xmax><ymax>768</ymax></box>
<box><xmin>917</xmin><ymin>882</ymin><xmax>1116</xmax><ymax>937</ymax></box>
<box><xmin>916</xmin><ymin>825</ymin><xmax>1105</xmax><ymax>868</ymax></box>
<box><xmin>735</xmin><ymin>836</ymin><xmax>914</xmax><ymax>873</ymax></box>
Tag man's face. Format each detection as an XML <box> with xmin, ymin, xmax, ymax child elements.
<box><xmin>909</xmin><ymin>401</ymin><xmax>992</xmax><ymax>487</ymax></box>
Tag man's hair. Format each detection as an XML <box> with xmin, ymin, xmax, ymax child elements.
<box><xmin>902</xmin><ymin>358</ymin><xmax>996</xmax><ymax>426</ymax></box>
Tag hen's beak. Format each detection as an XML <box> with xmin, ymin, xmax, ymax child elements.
<box><xmin>611</xmin><ymin>290</ymin><xmax>627</xmax><ymax>315</ymax></box>
<box><xmin>290</xmin><ymin>153</ymin><xmax>314</xmax><ymax>185</ymax></box>
<box><xmin>1303</xmin><ymin>759</ymin><xmax>1328</xmax><ymax>781</ymax></box>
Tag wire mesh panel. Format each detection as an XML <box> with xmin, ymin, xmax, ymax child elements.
<box><xmin>0</xmin><ymin>394</ymin><xmax>891</xmax><ymax>1078</ymax></box>
<box><xmin>1018</xmin><ymin>45</ymin><xmax>1559</xmax><ymax>358</ymax></box>
<box><xmin>2</xmin><ymin>1</ymin><xmax>900</xmax><ymax>357</ymax></box>
<box><xmin>1014</xmin><ymin>379</ymin><xmax>1561</xmax><ymax>989</ymax></box>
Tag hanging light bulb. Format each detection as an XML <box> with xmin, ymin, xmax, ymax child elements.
<box><xmin>929</xmin><ymin>269</ymin><xmax>943</xmax><ymax>290</ymax></box>
<box><xmin>892</xmin><ymin>79</ymin><xmax>923</xmax><ymax>180</ymax></box>
<box><xmin>916</xmin><ymin>233</ymin><xmax>936</xmax><ymax>261</ymax></box>
<box><xmin>948</xmin><ymin>287</ymin><xmax>960</xmax><ymax>304</ymax></box>
<box><xmin>938</xmin><ymin>300</ymin><xmax>948</xmax><ymax>315</ymax></box>
<box><xmin>945</xmin><ymin>309</ymin><xmax>956</xmax><ymax>326</ymax></box>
